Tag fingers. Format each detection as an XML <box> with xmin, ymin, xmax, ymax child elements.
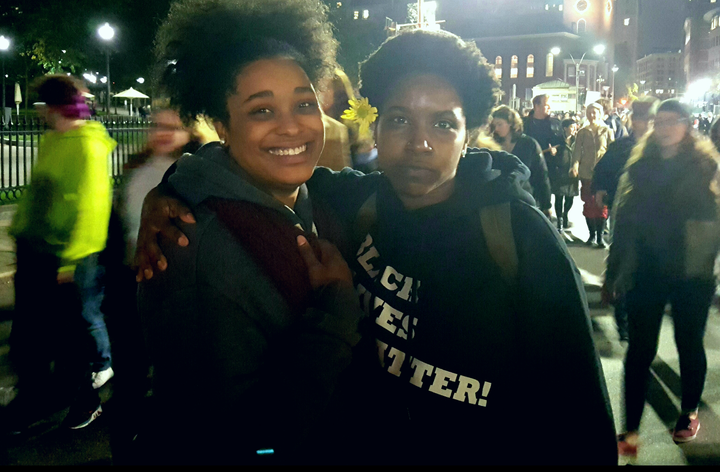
<box><xmin>316</xmin><ymin>238</ymin><xmax>343</xmax><ymax>263</ymax></box>
<box><xmin>168</xmin><ymin>200</ymin><xmax>196</xmax><ymax>224</ymax></box>
<box><xmin>134</xmin><ymin>230</ymin><xmax>169</xmax><ymax>282</ymax></box>
<box><xmin>158</xmin><ymin>223</ymin><xmax>189</xmax><ymax>247</ymax></box>
<box><xmin>297</xmin><ymin>235</ymin><xmax>321</xmax><ymax>270</ymax></box>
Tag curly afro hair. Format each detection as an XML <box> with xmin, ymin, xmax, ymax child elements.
<box><xmin>358</xmin><ymin>29</ymin><xmax>499</xmax><ymax>130</ymax></box>
<box><xmin>154</xmin><ymin>0</ymin><xmax>338</xmax><ymax>124</ymax></box>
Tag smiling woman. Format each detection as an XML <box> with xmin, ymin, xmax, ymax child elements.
<box><xmin>134</xmin><ymin>0</ymin><xmax>364</xmax><ymax>465</ymax></box>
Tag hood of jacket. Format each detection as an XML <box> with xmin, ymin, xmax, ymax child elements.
<box><xmin>169</xmin><ymin>142</ymin><xmax>315</xmax><ymax>231</ymax></box>
<box><xmin>368</xmin><ymin>147</ymin><xmax>532</xmax><ymax>278</ymax></box>
<box><xmin>41</xmin><ymin>120</ymin><xmax>116</xmax><ymax>151</ymax></box>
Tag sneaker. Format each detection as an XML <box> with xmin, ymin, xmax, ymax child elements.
<box><xmin>617</xmin><ymin>433</ymin><xmax>639</xmax><ymax>457</ymax></box>
<box><xmin>673</xmin><ymin>414</ymin><xmax>700</xmax><ymax>443</ymax></box>
<box><xmin>65</xmin><ymin>404</ymin><xmax>102</xmax><ymax>430</ymax></box>
<box><xmin>92</xmin><ymin>367</ymin><xmax>114</xmax><ymax>390</ymax></box>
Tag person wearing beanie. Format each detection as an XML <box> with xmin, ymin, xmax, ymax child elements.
<box><xmin>594</xmin><ymin>97</ymin><xmax>659</xmax><ymax>342</ymax></box>
<box><xmin>608</xmin><ymin>98</ymin><xmax>720</xmax><ymax>456</ymax></box>
<box><xmin>8</xmin><ymin>75</ymin><xmax>117</xmax><ymax>433</ymax></box>
<box><xmin>571</xmin><ymin>102</ymin><xmax>614</xmax><ymax>248</ymax></box>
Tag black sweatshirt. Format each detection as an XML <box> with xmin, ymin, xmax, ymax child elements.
<box><xmin>307</xmin><ymin>149</ymin><xmax>617</xmax><ymax>465</ymax></box>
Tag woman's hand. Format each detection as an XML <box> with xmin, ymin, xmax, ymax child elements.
<box><xmin>134</xmin><ymin>186</ymin><xmax>196</xmax><ymax>282</ymax></box>
<box><xmin>296</xmin><ymin>235</ymin><xmax>354</xmax><ymax>289</ymax></box>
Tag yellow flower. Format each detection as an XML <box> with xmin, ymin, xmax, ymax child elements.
<box><xmin>341</xmin><ymin>97</ymin><xmax>378</xmax><ymax>137</ymax></box>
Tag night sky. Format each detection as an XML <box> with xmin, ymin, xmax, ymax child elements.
<box><xmin>639</xmin><ymin>0</ymin><xmax>687</xmax><ymax>57</ymax></box>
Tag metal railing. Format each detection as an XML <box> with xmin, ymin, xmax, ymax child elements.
<box><xmin>0</xmin><ymin>116</ymin><xmax>151</xmax><ymax>202</ymax></box>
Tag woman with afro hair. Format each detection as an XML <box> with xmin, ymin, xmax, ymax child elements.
<box><xmin>136</xmin><ymin>4</ymin><xmax>617</xmax><ymax>464</ymax></box>
<box><xmin>134</xmin><ymin>0</ymin><xmax>363</xmax><ymax>464</ymax></box>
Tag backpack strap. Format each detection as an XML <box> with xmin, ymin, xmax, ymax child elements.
<box><xmin>351</xmin><ymin>192</ymin><xmax>518</xmax><ymax>285</ymax></box>
<box><xmin>480</xmin><ymin>202</ymin><xmax>518</xmax><ymax>285</ymax></box>
<box><xmin>352</xmin><ymin>192</ymin><xmax>377</xmax><ymax>247</ymax></box>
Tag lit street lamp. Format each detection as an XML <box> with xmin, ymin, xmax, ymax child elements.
<box><xmin>569</xmin><ymin>44</ymin><xmax>605</xmax><ymax>114</ymax></box>
<box><xmin>611</xmin><ymin>65</ymin><xmax>619</xmax><ymax>106</ymax></box>
<box><xmin>97</xmin><ymin>23</ymin><xmax>114</xmax><ymax>114</ymax></box>
<box><xmin>0</xmin><ymin>35</ymin><xmax>10</xmax><ymax>124</ymax></box>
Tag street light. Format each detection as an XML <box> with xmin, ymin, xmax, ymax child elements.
<box><xmin>569</xmin><ymin>44</ymin><xmax>606</xmax><ymax>114</ymax></box>
<box><xmin>136</xmin><ymin>77</ymin><xmax>145</xmax><ymax>84</ymax></box>
<box><xmin>611</xmin><ymin>65</ymin><xmax>619</xmax><ymax>106</ymax></box>
<box><xmin>0</xmin><ymin>35</ymin><xmax>10</xmax><ymax>124</ymax></box>
<box><xmin>97</xmin><ymin>23</ymin><xmax>114</xmax><ymax>114</ymax></box>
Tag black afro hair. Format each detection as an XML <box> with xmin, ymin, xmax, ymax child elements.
<box><xmin>154</xmin><ymin>0</ymin><xmax>338</xmax><ymax>124</ymax></box>
<box><xmin>358</xmin><ymin>29</ymin><xmax>499</xmax><ymax>130</ymax></box>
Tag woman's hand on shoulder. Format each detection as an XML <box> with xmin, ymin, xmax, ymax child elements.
<box><xmin>134</xmin><ymin>186</ymin><xmax>196</xmax><ymax>282</ymax></box>
<box><xmin>296</xmin><ymin>235</ymin><xmax>353</xmax><ymax>290</ymax></box>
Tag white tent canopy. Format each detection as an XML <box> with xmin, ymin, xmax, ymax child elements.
<box><xmin>113</xmin><ymin>87</ymin><xmax>149</xmax><ymax>99</ymax></box>
<box><xmin>112</xmin><ymin>87</ymin><xmax>150</xmax><ymax>116</ymax></box>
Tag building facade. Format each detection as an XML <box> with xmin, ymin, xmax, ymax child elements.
<box><xmin>636</xmin><ymin>52</ymin><xmax>683</xmax><ymax>100</ymax></box>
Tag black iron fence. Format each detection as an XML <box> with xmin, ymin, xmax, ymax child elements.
<box><xmin>0</xmin><ymin>116</ymin><xmax>151</xmax><ymax>202</ymax></box>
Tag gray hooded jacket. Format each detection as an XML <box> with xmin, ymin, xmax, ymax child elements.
<box><xmin>137</xmin><ymin>142</ymin><xmax>363</xmax><ymax>462</ymax></box>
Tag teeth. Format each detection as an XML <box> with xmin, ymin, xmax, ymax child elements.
<box><xmin>269</xmin><ymin>144</ymin><xmax>307</xmax><ymax>156</ymax></box>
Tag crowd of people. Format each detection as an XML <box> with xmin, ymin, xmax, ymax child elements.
<box><xmin>2</xmin><ymin>0</ymin><xmax>720</xmax><ymax>466</ymax></box>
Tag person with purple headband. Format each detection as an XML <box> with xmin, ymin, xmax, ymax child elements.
<box><xmin>7</xmin><ymin>75</ymin><xmax>116</xmax><ymax>432</ymax></box>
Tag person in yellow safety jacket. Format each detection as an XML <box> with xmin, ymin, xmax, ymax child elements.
<box><xmin>8</xmin><ymin>74</ymin><xmax>116</xmax><ymax>433</ymax></box>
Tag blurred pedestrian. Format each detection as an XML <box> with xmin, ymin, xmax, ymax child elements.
<box><xmin>546</xmin><ymin>118</ymin><xmax>579</xmax><ymax>231</ymax></box>
<box><xmin>609</xmin><ymin>99</ymin><xmax>720</xmax><ymax>456</ymax></box>
<box><xmin>594</xmin><ymin>97</ymin><xmax>658</xmax><ymax>342</ymax></box>
<box><xmin>571</xmin><ymin>101</ymin><xmax>614</xmax><ymax>248</ymax></box>
<box><xmin>523</xmin><ymin>94</ymin><xmax>564</xmax><ymax>167</ymax></box>
<box><xmin>8</xmin><ymin>75</ymin><xmax>116</xmax><ymax>431</ymax></box>
<box><xmin>104</xmin><ymin>107</ymin><xmax>212</xmax><ymax>463</ymax></box>
<box><xmin>491</xmin><ymin>105</ymin><xmax>552</xmax><ymax>217</ymax></box>
<box><xmin>598</xmin><ymin>98</ymin><xmax>628</xmax><ymax>140</ymax></box>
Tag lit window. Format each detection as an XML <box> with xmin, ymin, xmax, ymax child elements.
<box><xmin>353</xmin><ymin>10</ymin><xmax>359</xmax><ymax>20</ymax></box>
<box><xmin>363</xmin><ymin>9</ymin><xmax>369</xmax><ymax>19</ymax></box>
<box><xmin>559</xmin><ymin>5</ymin><xmax>563</xmax><ymax>11</ymax></box>
<box><xmin>546</xmin><ymin>53</ymin><xmax>554</xmax><ymax>77</ymax></box>
<box><xmin>511</xmin><ymin>55</ymin><xmax>518</xmax><ymax>79</ymax></box>
<box><xmin>545</xmin><ymin>4</ymin><xmax>549</xmax><ymax>10</ymax></box>
<box><xmin>527</xmin><ymin>54</ymin><xmax>535</xmax><ymax>78</ymax></box>
<box><xmin>624</xmin><ymin>18</ymin><xmax>630</xmax><ymax>26</ymax></box>
<box><xmin>336</xmin><ymin>1</ymin><xmax>342</xmax><ymax>7</ymax></box>
<box><xmin>495</xmin><ymin>56</ymin><xmax>502</xmax><ymax>79</ymax></box>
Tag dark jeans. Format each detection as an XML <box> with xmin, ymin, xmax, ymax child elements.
<box><xmin>10</xmin><ymin>240</ymin><xmax>102</xmax><ymax>420</ymax></box>
<box><xmin>623</xmin><ymin>276</ymin><xmax>714</xmax><ymax>432</ymax></box>
<box><xmin>554</xmin><ymin>194</ymin><xmax>574</xmax><ymax>224</ymax></box>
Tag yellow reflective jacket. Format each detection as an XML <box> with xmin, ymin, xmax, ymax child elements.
<box><xmin>10</xmin><ymin>120</ymin><xmax>116</xmax><ymax>271</ymax></box>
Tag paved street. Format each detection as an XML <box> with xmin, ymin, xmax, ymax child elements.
<box><xmin>0</xmin><ymin>196</ymin><xmax>719</xmax><ymax>465</ymax></box>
